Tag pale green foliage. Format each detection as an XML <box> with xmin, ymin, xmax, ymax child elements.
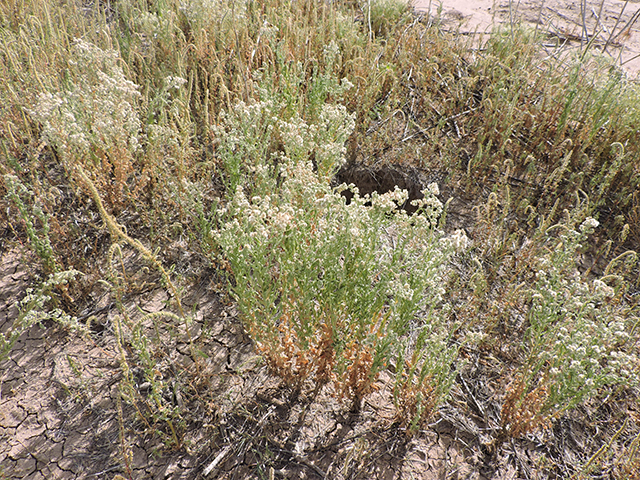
<box><xmin>180</xmin><ymin>0</ymin><xmax>248</xmax><ymax>31</ymax></box>
<box><xmin>502</xmin><ymin>216</ymin><xmax>640</xmax><ymax>435</ymax></box>
<box><xmin>1</xmin><ymin>0</ymin><xmax>638</xmax><ymax>457</ymax></box>
<box><xmin>27</xmin><ymin>39</ymin><xmax>142</xmax><ymax>209</ymax></box>
<box><xmin>530</xmin><ymin>218</ymin><xmax>638</xmax><ymax>400</ymax></box>
<box><xmin>4</xmin><ymin>175</ymin><xmax>57</xmax><ymax>272</ymax></box>
<box><xmin>29</xmin><ymin>39</ymin><xmax>141</xmax><ymax>159</ymax></box>
<box><xmin>133</xmin><ymin>8</ymin><xmax>180</xmax><ymax>45</ymax></box>
<box><xmin>213</xmin><ymin>99</ymin><xmax>280</xmax><ymax>194</ymax></box>
<box><xmin>214</xmin><ymin>95</ymin><xmax>355</xmax><ymax>193</ymax></box>
<box><xmin>216</xmin><ymin>90</ymin><xmax>459</xmax><ymax>419</ymax></box>
<box><xmin>1</xmin><ymin>270</ymin><xmax>84</xmax><ymax>362</ymax></box>
<box><xmin>362</xmin><ymin>0</ymin><xmax>412</xmax><ymax>38</ymax></box>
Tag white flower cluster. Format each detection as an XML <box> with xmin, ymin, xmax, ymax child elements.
<box><xmin>592</xmin><ymin>279</ymin><xmax>615</xmax><ymax>300</ymax></box>
<box><xmin>29</xmin><ymin>39</ymin><xmax>141</xmax><ymax>158</ymax></box>
<box><xmin>216</xmin><ymin>93</ymin><xmax>461</xmax><ymax>412</ymax></box>
<box><xmin>229</xmin><ymin>99</ymin><xmax>278</xmax><ymax>129</ymax></box>
<box><xmin>579</xmin><ymin>217</ymin><xmax>599</xmax><ymax>234</ymax></box>
<box><xmin>219</xmin><ymin>151</ymin><xmax>453</xmax><ymax>318</ymax></box>
<box><xmin>315</xmin><ymin>104</ymin><xmax>356</xmax><ymax>178</ymax></box>
<box><xmin>278</xmin><ymin>116</ymin><xmax>313</xmax><ymax>158</ymax></box>
<box><xmin>369</xmin><ymin>186</ymin><xmax>408</xmax><ymax>211</ymax></box>
<box><xmin>323</xmin><ymin>40</ymin><xmax>341</xmax><ymax>63</ymax></box>
<box><xmin>133</xmin><ymin>9</ymin><xmax>178</xmax><ymax>48</ymax></box>
<box><xmin>164</xmin><ymin>75</ymin><xmax>187</xmax><ymax>90</ymax></box>
<box><xmin>216</xmin><ymin>96</ymin><xmax>355</xmax><ymax>189</ymax></box>
<box><xmin>410</xmin><ymin>184</ymin><xmax>443</xmax><ymax>228</ymax></box>
<box><xmin>447</xmin><ymin>229</ymin><xmax>470</xmax><ymax>252</ymax></box>
<box><xmin>136</xmin><ymin>11</ymin><xmax>164</xmax><ymax>36</ymax></box>
<box><xmin>525</xmin><ymin>218</ymin><xmax>638</xmax><ymax>410</ymax></box>
<box><xmin>213</xmin><ymin>98</ymin><xmax>281</xmax><ymax>192</ymax></box>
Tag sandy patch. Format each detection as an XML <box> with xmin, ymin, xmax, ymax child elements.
<box><xmin>414</xmin><ymin>0</ymin><xmax>640</xmax><ymax>76</ymax></box>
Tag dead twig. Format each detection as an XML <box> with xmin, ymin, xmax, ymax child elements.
<box><xmin>603</xmin><ymin>0</ymin><xmax>629</xmax><ymax>54</ymax></box>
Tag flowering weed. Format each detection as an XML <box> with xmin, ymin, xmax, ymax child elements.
<box><xmin>501</xmin><ymin>216</ymin><xmax>639</xmax><ymax>438</ymax></box>
<box><xmin>29</xmin><ymin>40</ymin><xmax>142</xmax><ymax>211</ymax></box>
<box><xmin>4</xmin><ymin>175</ymin><xmax>58</xmax><ymax>273</ymax></box>
<box><xmin>1</xmin><ymin>0</ymin><xmax>639</xmax><ymax>474</ymax></box>
<box><xmin>217</xmin><ymin>95</ymin><xmax>459</xmax><ymax>419</ymax></box>
<box><xmin>0</xmin><ymin>270</ymin><xmax>84</xmax><ymax>362</ymax></box>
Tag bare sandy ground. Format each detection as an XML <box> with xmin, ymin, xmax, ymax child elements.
<box><xmin>414</xmin><ymin>0</ymin><xmax>640</xmax><ymax>76</ymax></box>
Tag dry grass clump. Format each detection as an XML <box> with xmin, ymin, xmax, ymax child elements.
<box><xmin>1</xmin><ymin>0</ymin><xmax>639</xmax><ymax>477</ymax></box>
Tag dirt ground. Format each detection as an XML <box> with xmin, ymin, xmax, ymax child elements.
<box><xmin>0</xmin><ymin>249</ymin><xmax>503</xmax><ymax>479</ymax></box>
<box><xmin>2</xmin><ymin>214</ymin><xmax>513</xmax><ymax>480</ymax></box>
<box><xmin>2</xmin><ymin>2</ymin><xmax>639</xmax><ymax>480</ymax></box>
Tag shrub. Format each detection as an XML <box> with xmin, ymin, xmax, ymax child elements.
<box><xmin>216</xmin><ymin>97</ymin><xmax>459</xmax><ymax>422</ymax></box>
<box><xmin>501</xmin><ymin>217</ymin><xmax>640</xmax><ymax>437</ymax></box>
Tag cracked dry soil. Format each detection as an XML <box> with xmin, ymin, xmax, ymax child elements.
<box><xmin>0</xmin><ymin>249</ymin><xmax>216</xmax><ymax>479</ymax></box>
<box><xmin>1</xmin><ymin>246</ymin><xmax>483</xmax><ymax>480</ymax></box>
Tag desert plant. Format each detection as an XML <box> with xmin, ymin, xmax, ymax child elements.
<box><xmin>4</xmin><ymin>174</ymin><xmax>58</xmax><ymax>272</ymax></box>
<box><xmin>362</xmin><ymin>0</ymin><xmax>412</xmax><ymax>39</ymax></box>
<box><xmin>216</xmin><ymin>87</ymin><xmax>460</xmax><ymax>419</ymax></box>
<box><xmin>0</xmin><ymin>270</ymin><xmax>83</xmax><ymax>362</ymax></box>
<box><xmin>1</xmin><ymin>0</ymin><xmax>640</xmax><ymax>474</ymax></box>
<box><xmin>28</xmin><ymin>39</ymin><xmax>142</xmax><ymax>212</ymax></box>
<box><xmin>500</xmin><ymin>216</ymin><xmax>639</xmax><ymax>438</ymax></box>
<box><xmin>219</xmin><ymin>159</ymin><xmax>457</xmax><ymax>413</ymax></box>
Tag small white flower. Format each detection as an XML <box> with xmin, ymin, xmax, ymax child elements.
<box><xmin>341</xmin><ymin>77</ymin><xmax>354</xmax><ymax>90</ymax></box>
<box><xmin>426</xmin><ymin>182</ymin><xmax>439</xmax><ymax>196</ymax></box>
<box><xmin>580</xmin><ymin>217</ymin><xmax>599</xmax><ymax>234</ymax></box>
<box><xmin>449</xmin><ymin>229</ymin><xmax>470</xmax><ymax>252</ymax></box>
<box><xmin>323</xmin><ymin>40</ymin><xmax>340</xmax><ymax>60</ymax></box>
<box><xmin>164</xmin><ymin>75</ymin><xmax>187</xmax><ymax>90</ymax></box>
<box><xmin>593</xmin><ymin>279</ymin><xmax>615</xmax><ymax>299</ymax></box>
